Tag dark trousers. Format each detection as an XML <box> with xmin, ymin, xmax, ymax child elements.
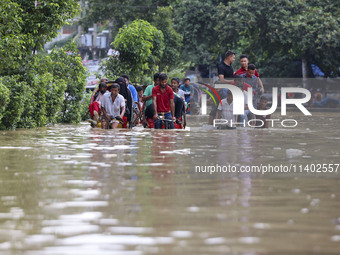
<box><xmin>154</xmin><ymin>112</ymin><xmax>174</xmax><ymax>129</ymax></box>
<box><xmin>145</xmin><ymin>104</ymin><xmax>154</xmax><ymax>118</ymax></box>
<box><xmin>174</xmin><ymin>96</ymin><xmax>184</xmax><ymax>119</ymax></box>
<box><xmin>146</xmin><ymin>98</ymin><xmax>183</xmax><ymax>119</ymax></box>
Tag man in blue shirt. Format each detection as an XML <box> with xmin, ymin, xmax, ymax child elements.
<box><xmin>180</xmin><ymin>78</ymin><xmax>195</xmax><ymax>114</ymax></box>
<box><xmin>179</xmin><ymin>78</ymin><xmax>194</xmax><ymax>104</ymax></box>
<box><xmin>240</xmin><ymin>64</ymin><xmax>264</xmax><ymax>109</ymax></box>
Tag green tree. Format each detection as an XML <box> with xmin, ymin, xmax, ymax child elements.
<box><xmin>105</xmin><ymin>19</ymin><xmax>164</xmax><ymax>84</ymax></box>
<box><xmin>18</xmin><ymin>0</ymin><xmax>80</xmax><ymax>53</ymax></box>
<box><xmin>216</xmin><ymin>0</ymin><xmax>340</xmax><ymax>77</ymax></box>
<box><xmin>80</xmin><ymin>0</ymin><xmax>173</xmax><ymax>32</ymax></box>
<box><xmin>48</xmin><ymin>43</ymin><xmax>87</xmax><ymax>123</ymax></box>
<box><xmin>173</xmin><ymin>0</ymin><xmax>223</xmax><ymax>66</ymax></box>
<box><xmin>0</xmin><ymin>82</ymin><xmax>10</xmax><ymax>123</ymax></box>
<box><xmin>0</xmin><ymin>0</ymin><xmax>26</xmax><ymax>75</ymax></box>
<box><xmin>1</xmin><ymin>0</ymin><xmax>81</xmax><ymax>76</ymax></box>
<box><xmin>0</xmin><ymin>1</ymin><xmax>87</xmax><ymax>129</ymax></box>
<box><xmin>152</xmin><ymin>6</ymin><xmax>183</xmax><ymax>72</ymax></box>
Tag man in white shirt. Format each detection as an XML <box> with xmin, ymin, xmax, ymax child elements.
<box><xmin>101</xmin><ymin>84</ymin><xmax>126</xmax><ymax>129</ymax></box>
<box><xmin>216</xmin><ymin>89</ymin><xmax>237</xmax><ymax>127</ymax></box>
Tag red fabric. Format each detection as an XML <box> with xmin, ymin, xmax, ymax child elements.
<box><xmin>147</xmin><ymin>117</ymin><xmax>155</xmax><ymax>128</ymax></box>
<box><xmin>234</xmin><ymin>67</ymin><xmax>259</xmax><ymax>77</ymax></box>
<box><xmin>231</xmin><ymin>81</ymin><xmax>252</xmax><ymax>92</ymax></box>
<box><xmin>89</xmin><ymin>101</ymin><xmax>100</xmax><ymax>117</ymax></box>
<box><xmin>152</xmin><ymin>85</ymin><xmax>174</xmax><ymax>113</ymax></box>
<box><xmin>122</xmin><ymin>116</ymin><xmax>128</xmax><ymax>128</ymax></box>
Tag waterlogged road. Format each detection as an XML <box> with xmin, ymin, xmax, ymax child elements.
<box><xmin>0</xmin><ymin>112</ymin><xmax>339</xmax><ymax>254</ymax></box>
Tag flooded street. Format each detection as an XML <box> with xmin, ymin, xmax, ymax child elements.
<box><xmin>0</xmin><ymin>112</ymin><xmax>339</xmax><ymax>255</ymax></box>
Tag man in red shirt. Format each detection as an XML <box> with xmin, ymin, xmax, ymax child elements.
<box><xmin>152</xmin><ymin>73</ymin><xmax>175</xmax><ymax>129</ymax></box>
<box><xmin>234</xmin><ymin>54</ymin><xmax>260</xmax><ymax>77</ymax></box>
<box><xmin>234</xmin><ymin>54</ymin><xmax>263</xmax><ymax>89</ymax></box>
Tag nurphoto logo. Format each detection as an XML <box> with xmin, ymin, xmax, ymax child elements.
<box><xmin>200</xmin><ymin>83</ymin><xmax>312</xmax><ymax>128</ymax></box>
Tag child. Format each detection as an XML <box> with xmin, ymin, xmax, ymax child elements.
<box><xmin>216</xmin><ymin>89</ymin><xmax>237</xmax><ymax>128</ymax></box>
<box><xmin>254</xmin><ymin>95</ymin><xmax>271</xmax><ymax>128</ymax></box>
<box><xmin>88</xmin><ymin>82</ymin><xmax>107</xmax><ymax>126</ymax></box>
<box><xmin>136</xmin><ymin>86</ymin><xmax>144</xmax><ymax>109</ymax></box>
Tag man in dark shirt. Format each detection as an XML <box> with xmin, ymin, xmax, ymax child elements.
<box><xmin>217</xmin><ymin>50</ymin><xmax>235</xmax><ymax>84</ymax></box>
<box><xmin>209</xmin><ymin>50</ymin><xmax>235</xmax><ymax>124</ymax></box>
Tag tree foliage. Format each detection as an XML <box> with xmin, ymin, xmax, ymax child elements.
<box><xmin>18</xmin><ymin>0</ymin><xmax>80</xmax><ymax>53</ymax></box>
<box><xmin>0</xmin><ymin>0</ymin><xmax>26</xmax><ymax>75</ymax></box>
<box><xmin>0</xmin><ymin>0</ymin><xmax>87</xmax><ymax>130</ymax></box>
<box><xmin>80</xmin><ymin>0</ymin><xmax>174</xmax><ymax>32</ymax></box>
<box><xmin>173</xmin><ymin>0</ymin><xmax>223</xmax><ymax>65</ymax></box>
<box><xmin>1</xmin><ymin>0</ymin><xmax>81</xmax><ymax>76</ymax></box>
<box><xmin>104</xmin><ymin>19</ymin><xmax>164</xmax><ymax>84</ymax></box>
<box><xmin>80</xmin><ymin>0</ymin><xmax>339</xmax><ymax>77</ymax></box>
<box><xmin>152</xmin><ymin>6</ymin><xmax>183</xmax><ymax>72</ymax></box>
<box><xmin>216</xmin><ymin>0</ymin><xmax>340</xmax><ymax>77</ymax></box>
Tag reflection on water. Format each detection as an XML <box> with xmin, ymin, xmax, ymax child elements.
<box><xmin>0</xmin><ymin>112</ymin><xmax>339</xmax><ymax>254</ymax></box>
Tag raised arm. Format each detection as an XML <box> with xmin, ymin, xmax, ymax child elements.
<box><xmin>142</xmin><ymin>94</ymin><xmax>153</xmax><ymax>102</ymax></box>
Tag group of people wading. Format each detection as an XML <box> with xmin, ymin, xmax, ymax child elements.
<box><xmin>88</xmin><ymin>50</ymin><xmax>272</xmax><ymax>129</ymax></box>
<box><xmin>88</xmin><ymin>73</ymin><xmax>193</xmax><ymax>129</ymax></box>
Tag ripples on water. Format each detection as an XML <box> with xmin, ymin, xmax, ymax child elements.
<box><xmin>0</xmin><ymin>112</ymin><xmax>339</xmax><ymax>254</ymax></box>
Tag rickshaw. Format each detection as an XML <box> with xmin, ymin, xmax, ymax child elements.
<box><xmin>142</xmin><ymin>103</ymin><xmax>187</xmax><ymax>129</ymax></box>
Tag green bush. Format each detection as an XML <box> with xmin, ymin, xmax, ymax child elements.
<box><xmin>0</xmin><ymin>76</ymin><xmax>30</xmax><ymax>130</ymax></box>
<box><xmin>0</xmin><ymin>42</ymin><xmax>87</xmax><ymax>130</ymax></box>
<box><xmin>0</xmin><ymin>81</ymin><xmax>10</xmax><ymax>122</ymax></box>
<box><xmin>48</xmin><ymin>43</ymin><xmax>87</xmax><ymax>123</ymax></box>
<box><xmin>100</xmin><ymin>57</ymin><xmax>122</xmax><ymax>81</ymax></box>
<box><xmin>30</xmin><ymin>54</ymin><xmax>68</xmax><ymax>125</ymax></box>
<box><xmin>81</xmin><ymin>91</ymin><xmax>93</xmax><ymax>121</ymax></box>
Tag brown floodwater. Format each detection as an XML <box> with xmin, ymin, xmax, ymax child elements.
<box><xmin>0</xmin><ymin>111</ymin><xmax>339</xmax><ymax>255</ymax></box>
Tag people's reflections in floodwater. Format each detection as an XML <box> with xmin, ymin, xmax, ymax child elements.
<box><xmin>143</xmin><ymin>131</ymin><xmax>177</xmax><ymax>229</ymax></box>
<box><xmin>214</xmin><ymin>129</ymin><xmax>255</xmax><ymax>238</ymax></box>
<box><xmin>215</xmin><ymin>129</ymin><xmax>254</xmax><ymax>166</ymax></box>
<box><xmin>87</xmin><ymin>129</ymin><xmax>129</xmax><ymax>196</ymax></box>
<box><xmin>238</xmin><ymin>129</ymin><xmax>254</xmax><ymax>164</ymax></box>
<box><xmin>87</xmin><ymin>129</ymin><xmax>145</xmax><ymax>223</ymax></box>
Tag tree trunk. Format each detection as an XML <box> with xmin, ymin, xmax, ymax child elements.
<box><xmin>302</xmin><ymin>56</ymin><xmax>308</xmax><ymax>88</ymax></box>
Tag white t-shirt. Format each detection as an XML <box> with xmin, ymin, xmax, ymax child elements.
<box><xmin>178</xmin><ymin>89</ymin><xmax>185</xmax><ymax>98</ymax></box>
<box><xmin>217</xmin><ymin>98</ymin><xmax>236</xmax><ymax>123</ymax></box>
<box><xmin>101</xmin><ymin>93</ymin><xmax>125</xmax><ymax>117</ymax></box>
<box><xmin>174</xmin><ymin>89</ymin><xmax>185</xmax><ymax>100</ymax></box>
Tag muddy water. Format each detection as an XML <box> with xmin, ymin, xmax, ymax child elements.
<box><xmin>0</xmin><ymin>112</ymin><xmax>339</xmax><ymax>255</ymax></box>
